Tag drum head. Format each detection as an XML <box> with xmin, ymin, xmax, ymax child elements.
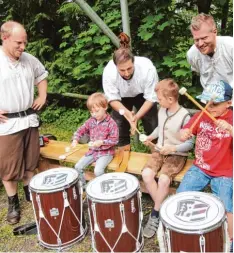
<box><xmin>86</xmin><ymin>172</ymin><xmax>139</xmax><ymax>203</ymax></box>
<box><xmin>29</xmin><ymin>168</ymin><xmax>78</xmax><ymax>193</ymax></box>
<box><xmin>160</xmin><ymin>191</ymin><xmax>225</xmax><ymax>234</ymax></box>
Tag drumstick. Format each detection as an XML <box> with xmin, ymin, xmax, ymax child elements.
<box><xmin>59</xmin><ymin>146</ymin><xmax>84</xmax><ymax>160</ymax></box>
<box><xmin>189</xmin><ymin>99</ymin><xmax>213</xmax><ymax>132</ymax></box>
<box><xmin>179</xmin><ymin>87</ymin><xmax>217</xmax><ymax>122</ymax></box>
<box><xmin>139</xmin><ymin>134</ymin><xmax>155</xmax><ymax>148</ymax></box>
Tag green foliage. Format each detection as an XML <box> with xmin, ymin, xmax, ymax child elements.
<box><xmin>0</xmin><ymin>0</ymin><xmax>232</xmax><ymax>121</ymax></box>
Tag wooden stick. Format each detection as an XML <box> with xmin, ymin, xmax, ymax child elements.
<box><xmin>189</xmin><ymin>101</ymin><xmax>211</xmax><ymax>132</ymax></box>
<box><xmin>59</xmin><ymin>146</ymin><xmax>85</xmax><ymax>160</ymax></box>
<box><xmin>120</xmin><ymin>110</ymin><xmax>155</xmax><ymax>147</ymax></box>
<box><xmin>183</xmin><ymin>92</ymin><xmax>217</xmax><ymax>122</ymax></box>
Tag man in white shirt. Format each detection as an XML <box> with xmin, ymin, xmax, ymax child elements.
<box><xmin>187</xmin><ymin>13</ymin><xmax>233</xmax><ymax>89</ymax></box>
<box><xmin>102</xmin><ymin>33</ymin><xmax>159</xmax><ymax>147</ymax></box>
<box><xmin>0</xmin><ymin>21</ymin><xmax>48</xmax><ymax>224</ymax></box>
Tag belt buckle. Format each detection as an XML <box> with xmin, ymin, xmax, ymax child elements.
<box><xmin>19</xmin><ymin>111</ymin><xmax>27</xmax><ymax>118</ymax></box>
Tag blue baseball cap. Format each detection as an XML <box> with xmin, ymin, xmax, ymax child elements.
<box><xmin>196</xmin><ymin>80</ymin><xmax>233</xmax><ymax>103</ymax></box>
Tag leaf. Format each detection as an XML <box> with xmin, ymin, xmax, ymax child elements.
<box><xmin>174</xmin><ymin>69</ymin><xmax>190</xmax><ymax>77</ymax></box>
<box><xmin>162</xmin><ymin>56</ymin><xmax>177</xmax><ymax>67</ymax></box>
<box><xmin>59</xmin><ymin>42</ymin><xmax>67</xmax><ymax>49</ymax></box>
<box><xmin>138</xmin><ymin>30</ymin><xmax>154</xmax><ymax>41</ymax></box>
<box><xmin>157</xmin><ymin>21</ymin><xmax>170</xmax><ymax>31</ymax></box>
<box><xmin>99</xmin><ymin>36</ymin><xmax>110</xmax><ymax>45</ymax></box>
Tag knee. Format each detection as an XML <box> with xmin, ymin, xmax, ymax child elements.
<box><xmin>158</xmin><ymin>174</ymin><xmax>170</xmax><ymax>189</ymax></box>
<box><xmin>74</xmin><ymin>164</ymin><xmax>83</xmax><ymax>172</ymax></box>
<box><xmin>94</xmin><ymin>167</ymin><xmax>104</xmax><ymax>177</ymax></box>
<box><xmin>142</xmin><ymin>168</ymin><xmax>155</xmax><ymax>183</ymax></box>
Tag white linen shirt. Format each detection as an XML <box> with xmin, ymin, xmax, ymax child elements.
<box><xmin>0</xmin><ymin>47</ymin><xmax>48</xmax><ymax>135</ymax></box>
<box><xmin>187</xmin><ymin>36</ymin><xmax>233</xmax><ymax>88</ymax></box>
<box><xmin>102</xmin><ymin>56</ymin><xmax>158</xmax><ymax>102</ymax></box>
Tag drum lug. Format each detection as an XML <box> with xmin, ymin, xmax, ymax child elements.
<box><xmin>73</xmin><ymin>186</ymin><xmax>78</xmax><ymax>200</ymax></box>
<box><xmin>36</xmin><ymin>194</ymin><xmax>45</xmax><ymax>218</ymax></box>
<box><xmin>63</xmin><ymin>191</ymin><xmax>69</xmax><ymax>207</ymax></box>
<box><xmin>199</xmin><ymin>234</ymin><xmax>206</xmax><ymax>253</ymax></box>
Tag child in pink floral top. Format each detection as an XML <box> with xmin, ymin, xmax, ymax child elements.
<box><xmin>72</xmin><ymin>92</ymin><xmax>119</xmax><ymax>186</ymax></box>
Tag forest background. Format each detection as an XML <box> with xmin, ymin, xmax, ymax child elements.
<box><xmin>0</xmin><ymin>0</ymin><xmax>233</xmax><ymax>145</ymax></box>
<box><xmin>0</xmin><ymin>1</ymin><xmax>233</xmax><ymax>252</ymax></box>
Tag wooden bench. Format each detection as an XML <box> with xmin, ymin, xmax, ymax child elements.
<box><xmin>39</xmin><ymin>140</ymin><xmax>193</xmax><ymax>193</ymax></box>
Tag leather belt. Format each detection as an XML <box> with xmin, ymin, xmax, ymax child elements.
<box><xmin>3</xmin><ymin>108</ymin><xmax>35</xmax><ymax>118</ymax></box>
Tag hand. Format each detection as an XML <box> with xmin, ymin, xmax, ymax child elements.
<box><xmin>92</xmin><ymin>140</ymin><xmax>103</xmax><ymax>147</ymax></box>
<box><xmin>0</xmin><ymin>110</ymin><xmax>8</xmax><ymax>123</ymax></box>
<box><xmin>160</xmin><ymin>145</ymin><xmax>176</xmax><ymax>155</ymax></box>
<box><xmin>143</xmin><ymin>135</ymin><xmax>154</xmax><ymax>146</ymax></box>
<box><xmin>71</xmin><ymin>140</ymin><xmax>78</xmax><ymax>148</ymax></box>
<box><xmin>32</xmin><ymin>96</ymin><xmax>47</xmax><ymax>110</ymax></box>
<box><xmin>216</xmin><ymin>119</ymin><xmax>232</xmax><ymax>134</ymax></box>
<box><xmin>130</xmin><ymin>111</ymin><xmax>139</xmax><ymax>135</ymax></box>
<box><xmin>180</xmin><ymin>129</ymin><xmax>193</xmax><ymax>141</ymax></box>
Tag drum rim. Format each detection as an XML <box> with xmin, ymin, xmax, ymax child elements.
<box><xmin>29</xmin><ymin>168</ymin><xmax>79</xmax><ymax>193</ymax></box>
<box><xmin>86</xmin><ymin>172</ymin><xmax>139</xmax><ymax>201</ymax></box>
<box><xmin>160</xmin><ymin>191</ymin><xmax>226</xmax><ymax>234</ymax></box>
<box><xmin>160</xmin><ymin>216</ymin><xmax>226</xmax><ymax>234</ymax></box>
<box><xmin>87</xmin><ymin>186</ymin><xmax>140</xmax><ymax>203</ymax></box>
<box><xmin>29</xmin><ymin>177</ymin><xmax>79</xmax><ymax>193</ymax></box>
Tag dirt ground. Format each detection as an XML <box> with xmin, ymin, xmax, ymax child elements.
<box><xmin>0</xmin><ymin>184</ymin><xmax>160</xmax><ymax>252</ymax></box>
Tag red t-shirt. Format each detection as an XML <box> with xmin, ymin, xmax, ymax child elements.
<box><xmin>183</xmin><ymin>109</ymin><xmax>233</xmax><ymax>178</ymax></box>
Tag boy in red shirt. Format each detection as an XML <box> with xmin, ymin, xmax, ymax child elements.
<box><xmin>178</xmin><ymin>80</ymin><xmax>233</xmax><ymax>247</ymax></box>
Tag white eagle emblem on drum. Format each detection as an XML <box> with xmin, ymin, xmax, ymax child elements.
<box><xmin>175</xmin><ymin>199</ymin><xmax>210</xmax><ymax>222</ymax></box>
<box><xmin>101</xmin><ymin>179</ymin><xmax>127</xmax><ymax>194</ymax></box>
<box><xmin>42</xmin><ymin>173</ymin><xmax>68</xmax><ymax>186</ymax></box>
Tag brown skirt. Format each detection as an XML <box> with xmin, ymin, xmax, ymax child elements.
<box><xmin>0</xmin><ymin>127</ymin><xmax>39</xmax><ymax>181</ymax></box>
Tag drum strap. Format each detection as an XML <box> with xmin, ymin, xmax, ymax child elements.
<box><xmin>34</xmin><ymin>189</ymin><xmax>85</xmax><ymax>248</ymax></box>
<box><xmin>90</xmin><ymin>192</ymin><xmax>143</xmax><ymax>252</ymax></box>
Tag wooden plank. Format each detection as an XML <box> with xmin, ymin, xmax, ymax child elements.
<box><xmin>39</xmin><ymin>140</ymin><xmax>193</xmax><ymax>183</ymax></box>
<box><xmin>40</xmin><ymin>140</ymin><xmax>121</xmax><ymax>170</ymax></box>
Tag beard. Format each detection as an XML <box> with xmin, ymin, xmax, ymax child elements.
<box><xmin>121</xmin><ymin>70</ymin><xmax>134</xmax><ymax>81</ymax></box>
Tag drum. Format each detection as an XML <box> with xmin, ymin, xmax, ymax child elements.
<box><xmin>158</xmin><ymin>191</ymin><xmax>228</xmax><ymax>252</ymax></box>
<box><xmin>86</xmin><ymin>172</ymin><xmax>144</xmax><ymax>252</ymax></box>
<box><xmin>29</xmin><ymin>167</ymin><xmax>87</xmax><ymax>250</ymax></box>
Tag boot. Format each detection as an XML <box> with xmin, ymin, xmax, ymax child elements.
<box><xmin>7</xmin><ymin>194</ymin><xmax>20</xmax><ymax>225</ymax></box>
<box><xmin>23</xmin><ymin>185</ymin><xmax>31</xmax><ymax>202</ymax></box>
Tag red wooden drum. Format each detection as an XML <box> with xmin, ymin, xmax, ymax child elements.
<box><xmin>158</xmin><ymin>191</ymin><xmax>228</xmax><ymax>252</ymax></box>
<box><xmin>86</xmin><ymin>172</ymin><xmax>144</xmax><ymax>252</ymax></box>
<box><xmin>29</xmin><ymin>168</ymin><xmax>87</xmax><ymax>250</ymax></box>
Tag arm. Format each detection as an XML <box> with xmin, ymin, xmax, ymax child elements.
<box><xmin>133</xmin><ymin>66</ymin><xmax>158</xmax><ymax>125</ymax></box>
<box><xmin>72</xmin><ymin>119</ymin><xmax>90</xmax><ymax>143</ymax></box>
<box><xmin>93</xmin><ymin>120</ymin><xmax>119</xmax><ymax>149</ymax></box>
<box><xmin>109</xmin><ymin>100</ymin><xmax>134</xmax><ymax>123</ymax></box>
<box><xmin>135</xmin><ymin>100</ymin><xmax>154</xmax><ymax>120</ymax></box>
<box><xmin>149</xmin><ymin>126</ymin><xmax>159</xmax><ymax>140</ymax></box>
<box><xmin>0</xmin><ymin>110</ymin><xmax>8</xmax><ymax>123</ymax></box>
<box><xmin>32</xmin><ymin>79</ymin><xmax>48</xmax><ymax>110</ymax></box>
<box><xmin>186</xmin><ymin>46</ymin><xmax>200</xmax><ymax>74</ymax></box>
